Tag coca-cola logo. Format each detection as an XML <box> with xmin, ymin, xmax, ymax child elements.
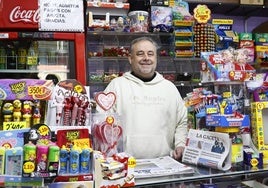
<box><xmin>9</xmin><ymin>6</ymin><xmax>40</xmax><ymax>24</ymax></box>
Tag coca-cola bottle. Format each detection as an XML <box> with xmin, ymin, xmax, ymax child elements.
<box><xmin>0</xmin><ymin>43</ymin><xmax>7</xmax><ymax>69</ymax></box>
<box><xmin>6</xmin><ymin>42</ymin><xmax>17</xmax><ymax>69</ymax></box>
<box><xmin>27</xmin><ymin>41</ymin><xmax>38</xmax><ymax>70</ymax></box>
<box><xmin>17</xmin><ymin>46</ymin><xmax>27</xmax><ymax>69</ymax></box>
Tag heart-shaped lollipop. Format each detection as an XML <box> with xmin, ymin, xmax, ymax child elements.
<box><xmin>103</xmin><ymin>123</ymin><xmax>122</xmax><ymax>144</ymax></box>
<box><xmin>95</xmin><ymin>92</ymin><xmax>116</xmax><ymax>111</ymax></box>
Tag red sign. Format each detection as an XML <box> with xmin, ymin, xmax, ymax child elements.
<box><xmin>0</xmin><ymin>0</ymin><xmax>39</xmax><ymax>29</ymax></box>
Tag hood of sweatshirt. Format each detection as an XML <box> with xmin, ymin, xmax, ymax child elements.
<box><xmin>123</xmin><ymin>71</ymin><xmax>165</xmax><ymax>85</ymax></box>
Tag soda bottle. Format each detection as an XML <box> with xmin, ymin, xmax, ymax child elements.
<box><xmin>0</xmin><ymin>46</ymin><xmax>6</xmax><ymax>69</ymax></box>
<box><xmin>17</xmin><ymin>47</ymin><xmax>27</xmax><ymax>69</ymax></box>
<box><xmin>27</xmin><ymin>41</ymin><xmax>38</xmax><ymax>70</ymax></box>
<box><xmin>6</xmin><ymin>43</ymin><xmax>16</xmax><ymax>69</ymax></box>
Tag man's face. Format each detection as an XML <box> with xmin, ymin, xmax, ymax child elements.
<box><xmin>128</xmin><ymin>40</ymin><xmax>157</xmax><ymax>79</ymax></box>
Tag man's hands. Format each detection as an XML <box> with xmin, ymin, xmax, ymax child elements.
<box><xmin>172</xmin><ymin>146</ymin><xmax>185</xmax><ymax>161</ymax></box>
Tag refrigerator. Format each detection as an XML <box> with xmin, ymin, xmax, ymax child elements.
<box><xmin>0</xmin><ymin>0</ymin><xmax>87</xmax><ymax>85</ymax></box>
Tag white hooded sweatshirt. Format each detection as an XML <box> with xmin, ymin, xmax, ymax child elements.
<box><xmin>101</xmin><ymin>71</ymin><xmax>188</xmax><ymax>159</ymax></box>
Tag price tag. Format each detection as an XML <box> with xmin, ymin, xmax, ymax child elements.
<box><xmin>128</xmin><ymin>157</ymin><xmax>136</xmax><ymax>168</ymax></box>
<box><xmin>28</xmin><ymin>86</ymin><xmax>44</xmax><ymax>96</ymax></box>
<box><xmin>206</xmin><ymin>107</ymin><xmax>218</xmax><ymax>114</ymax></box>
<box><xmin>38</xmin><ymin>124</ymin><xmax>50</xmax><ymax>136</ymax></box>
<box><xmin>23</xmin><ymin>161</ymin><xmax>35</xmax><ymax>173</ymax></box>
<box><xmin>3</xmin><ymin>121</ymin><xmax>27</xmax><ymax>130</ymax></box>
<box><xmin>222</xmin><ymin>92</ymin><xmax>232</xmax><ymax>98</ymax></box>
<box><xmin>73</xmin><ymin>138</ymin><xmax>91</xmax><ymax>149</ymax></box>
<box><xmin>22</xmin><ymin>161</ymin><xmax>35</xmax><ymax>174</ymax></box>
<box><xmin>27</xmin><ymin>56</ymin><xmax>38</xmax><ymax>65</ymax></box>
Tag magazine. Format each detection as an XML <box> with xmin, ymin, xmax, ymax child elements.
<box><xmin>133</xmin><ymin>156</ymin><xmax>194</xmax><ymax>178</ymax></box>
<box><xmin>182</xmin><ymin>129</ymin><xmax>232</xmax><ymax>171</ymax></box>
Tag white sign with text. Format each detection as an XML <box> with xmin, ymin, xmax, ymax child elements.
<box><xmin>39</xmin><ymin>0</ymin><xmax>84</xmax><ymax>32</ymax></box>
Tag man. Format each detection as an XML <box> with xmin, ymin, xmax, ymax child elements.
<box><xmin>98</xmin><ymin>36</ymin><xmax>188</xmax><ymax>160</ymax></box>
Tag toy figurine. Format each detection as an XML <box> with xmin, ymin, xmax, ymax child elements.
<box><xmin>54</xmin><ymin>91</ymin><xmax>65</xmax><ymax>126</ymax></box>
<box><xmin>63</xmin><ymin>97</ymin><xmax>72</xmax><ymax>126</ymax></box>
<box><xmin>13</xmin><ymin>100</ymin><xmax>22</xmax><ymax>122</ymax></box>
<box><xmin>22</xmin><ymin>101</ymin><xmax>33</xmax><ymax>127</ymax></box>
<box><xmin>71</xmin><ymin>96</ymin><xmax>79</xmax><ymax>126</ymax></box>
<box><xmin>33</xmin><ymin>100</ymin><xmax>41</xmax><ymax>125</ymax></box>
<box><xmin>84</xmin><ymin>104</ymin><xmax>92</xmax><ymax>127</ymax></box>
<box><xmin>77</xmin><ymin>99</ymin><xmax>89</xmax><ymax>126</ymax></box>
<box><xmin>2</xmin><ymin>102</ymin><xmax>14</xmax><ymax>122</ymax></box>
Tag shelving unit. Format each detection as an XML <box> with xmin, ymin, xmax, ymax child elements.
<box><xmin>86</xmin><ymin>31</ymin><xmax>201</xmax><ymax>97</ymax></box>
<box><xmin>85</xmin><ymin>2</ymin><xmax>268</xmax><ymax>187</ymax></box>
<box><xmin>174</xmin><ymin>20</ymin><xmax>195</xmax><ymax>57</ymax></box>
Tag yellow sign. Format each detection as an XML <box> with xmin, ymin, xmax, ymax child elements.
<box><xmin>128</xmin><ymin>157</ymin><xmax>136</xmax><ymax>168</ymax></box>
<box><xmin>23</xmin><ymin>161</ymin><xmax>35</xmax><ymax>173</ymax></box>
<box><xmin>3</xmin><ymin>121</ymin><xmax>27</xmax><ymax>130</ymax></box>
<box><xmin>73</xmin><ymin>138</ymin><xmax>91</xmax><ymax>149</ymax></box>
<box><xmin>28</xmin><ymin>86</ymin><xmax>45</xmax><ymax>96</ymax></box>
<box><xmin>38</xmin><ymin>125</ymin><xmax>50</xmax><ymax>136</ymax></box>
<box><xmin>212</xmin><ymin>19</ymin><xmax>233</xmax><ymax>25</ymax></box>
<box><xmin>194</xmin><ymin>4</ymin><xmax>211</xmax><ymax>24</ymax></box>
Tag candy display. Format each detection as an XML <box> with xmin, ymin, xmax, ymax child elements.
<box><xmin>251</xmin><ymin>101</ymin><xmax>268</xmax><ymax>164</ymax></box>
<box><xmin>128</xmin><ymin>11</ymin><xmax>149</xmax><ymax>32</ymax></box>
<box><xmin>22</xmin><ymin>124</ymin><xmax>59</xmax><ymax>178</ymax></box>
<box><xmin>201</xmin><ymin>47</ymin><xmax>256</xmax><ymax>82</ymax></box>
<box><xmin>194</xmin><ymin>23</ymin><xmax>216</xmax><ymax>57</ymax></box>
<box><xmin>5</xmin><ymin>147</ymin><xmax>23</xmax><ymax>176</ymax></box>
<box><xmin>0</xmin><ymin>79</ymin><xmax>53</xmax><ymax>129</ymax></box>
<box><xmin>47</xmin><ymin>79</ymin><xmax>91</xmax><ymax>127</ymax></box>
<box><xmin>0</xmin><ymin>147</ymin><xmax>4</xmax><ymax>174</ymax></box>
<box><xmin>94</xmin><ymin>151</ymin><xmax>135</xmax><ymax>188</ymax></box>
<box><xmin>150</xmin><ymin>6</ymin><xmax>173</xmax><ymax>32</ymax></box>
<box><xmin>92</xmin><ymin>92</ymin><xmax>123</xmax><ymax>157</ymax></box>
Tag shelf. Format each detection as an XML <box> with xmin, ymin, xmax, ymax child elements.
<box><xmin>185</xmin><ymin>0</ymin><xmax>268</xmax><ymax>17</ymax></box>
<box><xmin>87</xmin><ymin>2</ymin><xmax>129</xmax><ymax>9</ymax></box>
<box><xmin>87</xmin><ymin>2</ymin><xmax>129</xmax><ymax>16</ymax></box>
<box><xmin>87</xmin><ymin>30</ymin><xmax>174</xmax><ymax>37</ymax></box>
<box><xmin>0</xmin><ymin>69</ymin><xmax>40</xmax><ymax>73</ymax></box>
<box><xmin>202</xmin><ymin>81</ymin><xmax>246</xmax><ymax>85</ymax></box>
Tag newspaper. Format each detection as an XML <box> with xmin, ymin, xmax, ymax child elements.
<box><xmin>133</xmin><ymin>156</ymin><xmax>194</xmax><ymax>178</ymax></box>
<box><xmin>182</xmin><ymin>129</ymin><xmax>232</xmax><ymax>171</ymax></box>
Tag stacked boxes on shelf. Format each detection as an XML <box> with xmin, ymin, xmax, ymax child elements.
<box><xmin>254</xmin><ymin>33</ymin><xmax>268</xmax><ymax>68</ymax></box>
<box><xmin>174</xmin><ymin>20</ymin><xmax>195</xmax><ymax>57</ymax></box>
<box><xmin>239</xmin><ymin>33</ymin><xmax>255</xmax><ymax>65</ymax></box>
<box><xmin>251</xmin><ymin>101</ymin><xmax>268</xmax><ymax>164</ymax></box>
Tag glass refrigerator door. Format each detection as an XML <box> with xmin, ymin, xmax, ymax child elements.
<box><xmin>0</xmin><ymin>39</ymin><xmax>75</xmax><ymax>84</ymax></box>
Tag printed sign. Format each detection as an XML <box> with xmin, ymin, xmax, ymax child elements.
<box><xmin>39</xmin><ymin>0</ymin><xmax>84</xmax><ymax>32</ymax></box>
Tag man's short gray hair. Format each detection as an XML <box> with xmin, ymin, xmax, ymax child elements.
<box><xmin>129</xmin><ymin>36</ymin><xmax>160</xmax><ymax>53</ymax></box>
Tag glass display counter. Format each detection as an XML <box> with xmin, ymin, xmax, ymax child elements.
<box><xmin>134</xmin><ymin>163</ymin><xmax>268</xmax><ymax>187</ymax></box>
